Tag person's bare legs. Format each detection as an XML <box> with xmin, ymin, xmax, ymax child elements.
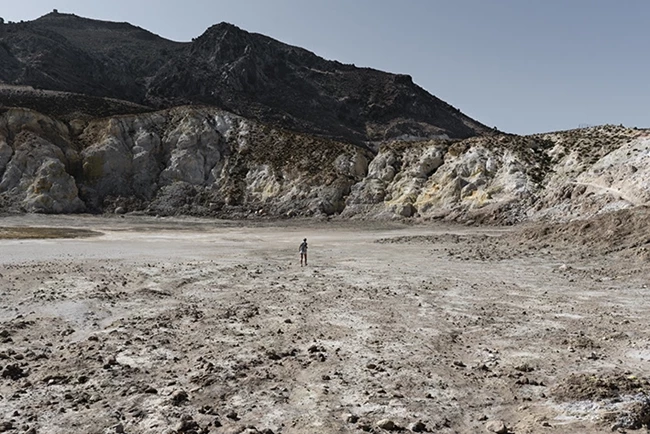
<box><xmin>300</xmin><ymin>253</ymin><xmax>305</xmax><ymax>266</ymax></box>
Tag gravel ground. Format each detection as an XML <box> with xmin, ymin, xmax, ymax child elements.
<box><xmin>1</xmin><ymin>214</ymin><xmax>650</xmax><ymax>434</ymax></box>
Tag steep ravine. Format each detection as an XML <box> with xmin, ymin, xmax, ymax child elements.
<box><xmin>0</xmin><ymin>106</ymin><xmax>648</xmax><ymax>223</ymax></box>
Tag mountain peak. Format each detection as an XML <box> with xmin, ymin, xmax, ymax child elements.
<box><xmin>32</xmin><ymin>10</ymin><xmax>166</xmax><ymax>41</ymax></box>
<box><xmin>0</xmin><ymin>13</ymin><xmax>491</xmax><ymax>143</ymax></box>
<box><xmin>38</xmin><ymin>9</ymin><xmax>69</xmax><ymax>18</ymax></box>
<box><xmin>196</xmin><ymin>21</ymin><xmax>254</xmax><ymax>43</ymax></box>
<box><xmin>36</xmin><ymin>10</ymin><xmax>107</xmax><ymax>24</ymax></box>
<box><xmin>209</xmin><ymin>21</ymin><xmax>243</xmax><ymax>31</ymax></box>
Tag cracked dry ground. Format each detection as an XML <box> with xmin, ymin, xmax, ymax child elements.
<box><xmin>1</xmin><ymin>216</ymin><xmax>650</xmax><ymax>434</ymax></box>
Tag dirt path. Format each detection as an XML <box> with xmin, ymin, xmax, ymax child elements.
<box><xmin>1</xmin><ymin>215</ymin><xmax>649</xmax><ymax>434</ymax></box>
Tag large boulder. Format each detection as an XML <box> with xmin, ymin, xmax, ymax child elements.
<box><xmin>0</xmin><ymin>118</ymin><xmax>84</xmax><ymax>213</ymax></box>
<box><xmin>24</xmin><ymin>159</ymin><xmax>85</xmax><ymax>213</ymax></box>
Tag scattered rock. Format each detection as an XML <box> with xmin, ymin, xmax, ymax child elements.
<box><xmin>409</xmin><ymin>420</ymin><xmax>427</xmax><ymax>432</ymax></box>
<box><xmin>0</xmin><ymin>422</ymin><xmax>13</xmax><ymax>432</ymax></box>
<box><xmin>225</xmin><ymin>410</ymin><xmax>239</xmax><ymax>421</ymax></box>
<box><xmin>266</xmin><ymin>351</ymin><xmax>282</xmax><ymax>361</ymax></box>
<box><xmin>514</xmin><ymin>363</ymin><xmax>535</xmax><ymax>373</ymax></box>
<box><xmin>376</xmin><ymin>419</ymin><xmax>398</xmax><ymax>431</ymax></box>
<box><xmin>103</xmin><ymin>357</ymin><xmax>119</xmax><ymax>369</ymax></box>
<box><xmin>344</xmin><ymin>414</ymin><xmax>359</xmax><ymax>423</ymax></box>
<box><xmin>485</xmin><ymin>420</ymin><xmax>508</xmax><ymax>434</ymax></box>
<box><xmin>43</xmin><ymin>374</ymin><xmax>69</xmax><ymax>385</ymax></box>
<box><xmin>553</xmin><ymin>373</ymin><xmax>650</xmax><ymax>401</ymax></box>
<box><xmin>171</xmin><ymin>390</ymin><xmax>189</xmax><ymax>405</ymax></box>
<box><xmin>396</xmin><ymin>203</ymin><xmax>415</xmax><ymax>218</ymax></box>
<box><xmin>174</xmin><ymin>417</ymin><xmax>199</xmax><ymax>433</ymax></box>
<box><xmin>2</xmin><ymin>364</ymin><xmax>27</xmax><ymax>380</ymax></box>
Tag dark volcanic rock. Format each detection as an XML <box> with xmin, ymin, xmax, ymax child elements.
<box><xmin>0</xmin><ymin>12</ymin><xmax>490</xmax><ymax>144</ymax></box>
<box><xmin>2</xmin><ymin>364</ymin><xmax>27</xmax><ymax>380</ymax></box>
<box><xmin>0</xmin><ymin>12</ymin><xmax>183</xmax><ymax>103</ymax></box>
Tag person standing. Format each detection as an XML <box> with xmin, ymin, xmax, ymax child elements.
<box><xmin>299</xmin><ymin>238</ymin><xmax>308</xmax><ymax>266</ymax></box>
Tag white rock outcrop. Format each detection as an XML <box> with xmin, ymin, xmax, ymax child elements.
<box><xmin>0</xmin><ymin>109</ymin><xmax>84</xmax><ymax>213</ymax></box>
<box><xmin>0</xmin><ymin>106</ymin><xmax>648</xmax><ymax>223</ymax></box>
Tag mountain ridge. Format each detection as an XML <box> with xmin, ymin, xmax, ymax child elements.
<box><xmin>0</xmin><ymin>11</ymin><xmax>492</xmax><ymax>145</ymax></box>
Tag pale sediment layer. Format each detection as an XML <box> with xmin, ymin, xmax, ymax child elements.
<box><xmin>0</xmin><ymin>106</ymin><xmax>648</xmax><ymax>224</ymax></box>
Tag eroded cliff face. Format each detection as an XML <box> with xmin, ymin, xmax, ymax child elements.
<box><xmin>0</xmin><ymin>109</ymin><xmax>84</xmax><ymax>213</ymax></box>
<box><xmin>344</xmin><ymin>138</ymin><xmax>538</xmax><ymax>222</ymax></box>
<box><xmin>0</xmin><ymin>107</ymin><xmax>369</xmax><ymax>217</ymax></box>
<box><xmin>0</xmin><ymin>106</ymin><xmax>647</xmax><ymax>223</ymax></box>
<box><xmin>345</xmin><ymin>126</ymin><xmax>650</xmax><ymax>224</ymax></box>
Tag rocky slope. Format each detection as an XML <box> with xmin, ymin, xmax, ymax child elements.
<box><xmin>0</xmin><ymin>11</ymin><xmax>491</xmax><ymax>145</ymax></box>
<box><xmin>0</xmin><ymin>106</ymin><xmax>369</xmax><ymax>217</ymax></box>
<box><xmin>0</xmin><ymin>104</ymin><xmax>647</xmax><ymax>223</ymax></box>
<box><xmin>1</xmin><ymin>12</ymin><xmax>646</xmax><ymax>224</ymax></box>
<box><xmin>345</xmin><ymin>125</ymin><xmax>650</xmax><ymax>224</ymax></box>
<box><xmin>0</xmin><ymin>85</ymin><xmax>153</xmax><ymax>121</ymax></box>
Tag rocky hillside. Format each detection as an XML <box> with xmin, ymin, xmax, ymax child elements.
<box><xmin>0</xmin><ymin>104</ymin><xmax>647</xmax><ymax>223</ymax></box>
<box><xmin>344</xmin><ymin>125</ymin><xmax>650</xmax><ymax>224</ymax></box>
<box><xmin>0</xmin><ymin>85</ymin><xmax>153</xmax><ymax>121</ymax></box>
<box><xmin>1</xmin><ymin>12</ymin><xmax>647</xmax><ymax>224</ymax></box>
<box><xmin>0</xmin><ymin>11</ymin><xmax>491</xmax><ymax>145</ymax></box>
<box><xmin>0</xmin><ymin>106</ymin><xmax>369</xmax><ymax>217</ymax></box>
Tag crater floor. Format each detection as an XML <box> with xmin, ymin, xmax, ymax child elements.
<box><xmin>0</xmin><ymin>215</ymin><xmax>648</xmax><ymax>433</ymax></box>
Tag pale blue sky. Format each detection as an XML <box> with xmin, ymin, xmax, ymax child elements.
<box><xmin>2</xmin><ymin>0</ymin><xmax>648</xmax><ymax>134</ymax></box>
